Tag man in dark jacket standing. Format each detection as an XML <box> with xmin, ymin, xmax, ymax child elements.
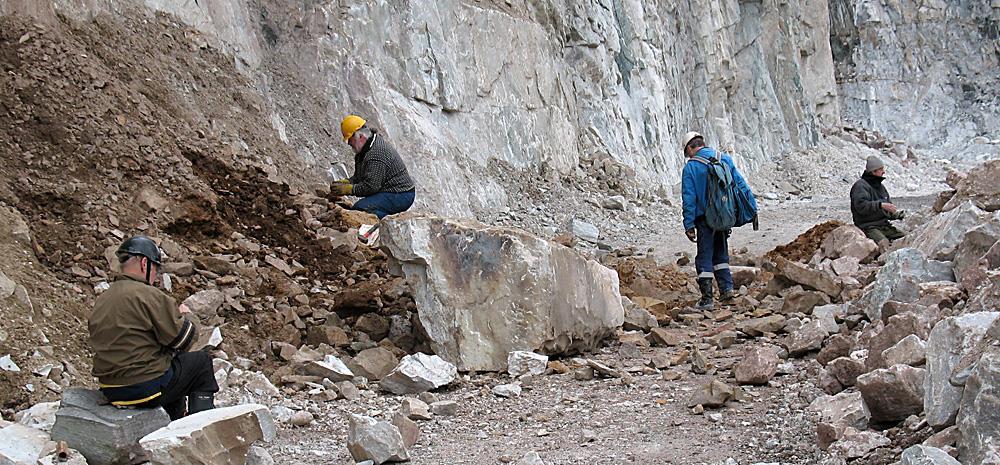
<box><xmin>89</xmin><ymin>236</ymin><xmax>217</xmax><ymax>420</ymax></box>
<box><xmin>850</xmin><ymin>156</ymin><xmax>905</xmax><ymax>244</ymax></box>
<box><xmin>330</xmin><ymin>115</ymin><xmax>416</xmax><ymax>219</ymax></box>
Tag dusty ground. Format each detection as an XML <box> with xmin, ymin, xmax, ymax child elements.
<box><xmin>259</xmin><ymin>194</ymin><xmax>938</xmax><ymax>465</ymax></box>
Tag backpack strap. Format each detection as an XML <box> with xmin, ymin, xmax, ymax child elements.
<box><xmin>689</xmin><ymin>156</ymin><xmax>718</xmax><ymax>165</ymax></box>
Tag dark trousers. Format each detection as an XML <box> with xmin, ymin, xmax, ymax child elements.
<box><xmin>155</xmin><ymin>351</ymin><xmax>218</xmax><ymax>420</ymax></box>
<box><xmin>695</xmin><ymin>218</ymin><xmax>734</xmax><ymax>291</ymax></box>
<box><xmin>353</xmin><ymin>190</ymin><xmax>415</xmax><ymax>219</ymax></box>
<box><xmin>863</xmin><ymin>224</ymin><xmax>905</xmax><ymax>243</ymax></box>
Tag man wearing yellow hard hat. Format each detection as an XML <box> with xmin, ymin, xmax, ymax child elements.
<box><xmin>331</xmin><ymin>115</ymin><xmax>416</xmax><ymax>218</ymax></box>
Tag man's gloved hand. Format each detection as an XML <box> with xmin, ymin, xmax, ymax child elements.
<box><xmin>332</xmin><ymin>178</ymin><xmax>350</xmax><ymax>184</ymax></box>
<box><xmin>330</xmin><ymin>183</ymin><xmax>353</xmax><ymax>196</ymax></box>
<box><xmin>685</xmin><ymin>228</ymin><xmax>697</xmax><ymax>242</ymax></box>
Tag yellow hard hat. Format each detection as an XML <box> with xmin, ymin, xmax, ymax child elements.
<box><xmin>341</xmin><ymin>115</ymin><xmax>366</xmax><ymax>141</ymax></box>
<box><xmin>682</xmin><ymin>131</ymin><xmax>703</xmax><ymax>149</ymax></box>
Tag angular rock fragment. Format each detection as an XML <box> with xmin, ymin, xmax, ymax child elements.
<box><xmin>773</xmin><ymin>256</ymin><xmax>842</xmax><ymax>298</ymax></box>
<box><xmin>0</xmin><ymin>423</ymin><xmax>55</xmax><ymax>465</ymax></box>
<box><xmin>809</xmin><ymin>391</ymin><xmax>870</xmax><ymax>449</ymax></box>
<box><xmin>346</xmin><ymin>414</ymin><xmax>408</xmax><ymax>464</ymax></box>
<box><xmin>957</xmin><ymin>348</ymin><xmax>1000</xmax><ymax>465</ymax></box>
<box><xmin>304</xmin><ymin>355</ymin><xmax>355</xmax><ymax>382</ymax></box>
<box><xmin>390</xmin><ymin>413</ymin><xmax>419</xmax><ymax>449</ymax></box>
<box><xmin>380</xmin><ymin>215</ymin><xmax>624</xmax><ymax>371</ymax></box>
<box><xmin>139</xmin><ymin>404</ymin><xmax>276</xmax><ymax>465</ymax></box>
<box><xmin>50</xmin><ymin>388</ymin><xmax>170</xmax><ymax>465</ymax></box>
<box><xmin>622</xmin><ymin>298</ymin><xmax>658</xmax><ymax>332</ymax></box>
<box><xmin>821</xmin><ymin>225</ymin><xmax>878</xmax><ymax>262</ymax></box>
<box><xmin>399</xmin><ymin>398</ymin><xmax>432</xmax><ymax>421</ymax></box>
<box><xmin>784</xmin><ymin>319</ymin><xmax>829</xmax><ymax>357</ymax></box>
<box><xmin>733</xmin><ymin>346</ymin><xmax>779</xmax><ymax>385</ymax></box>
<box><xmin>855</xmin><ymin>248</ymin><xmax>954</xmax><ymax>321</ymax></box>
<box><xmin>507</xmin><ymin>351</ymin><xmax>548</xmax><ymax>378</ymax></box>
<box><xmin>348</xmin><ymin>347</ymin><xmax>399</xmax><ymax>381</ymax></box>
<box><xmin>380</xmin><ymin>353</ymin><xmax>457</xmax><ymax>395</ymax></box>
<box><xmin>828</xmin><ymin>429</ymin><xmax>890</xmax><ymax>459</ymax></box>
<box><xmin>925</xmin><ymin>312</ymin><xmax>999</xmax><ymax>427</ymax></box>
<box><xmin>740</xmin><ymin>315</ymin><xmax>786</xmax><ymax>337</ymax></box>
<box><xmin>900</xmin><ymin>445</ymin><xmax>961</xmax><ymax>465</ymax></box>
<box><xmin>856</xmin><ymin>364</ymin><xmax>926</xmax><ymax>423</ymax></box>
<box><xmin>909</xmin><ymin>201</ymin><xmax>987</xmax><ymax>261</ymax></box>
<box><xmin>881</xmin><ymin>334</ymin><xmax>927</xmax><ymax>367</ymax></box>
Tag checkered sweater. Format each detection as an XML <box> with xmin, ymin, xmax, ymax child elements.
<box><xmin>349</xmin><ymin>132</ymin><xmax>415</xmax><ymax>197</ymax></box>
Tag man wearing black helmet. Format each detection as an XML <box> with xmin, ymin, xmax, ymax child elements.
<box><xmin>88</xmin><ymin>236</ymin><xmax>218</xmax><ymax>420</ymax></box>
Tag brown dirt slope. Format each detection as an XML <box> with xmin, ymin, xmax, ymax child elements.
<box><xmin>0</xmin><ymin>9</ymin><xmax>407</xmax><ymax>415</ymax></box>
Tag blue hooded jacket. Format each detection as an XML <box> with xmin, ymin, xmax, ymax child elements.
<box><xmin>681</xmin><ymin>147</ymin><xmax>756</xmax><ymax>230</ymax></box>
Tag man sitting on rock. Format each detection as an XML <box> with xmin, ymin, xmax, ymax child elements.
<box><xmin>330</xmin><ymin>115</ymin><xmax>417</xmax><ymax>219</ymax></box>
<box><xmin>850</xmin><ymin>155</ymin><xmax>905</xmax><ymax>245</ymax></box>
<box><xmin>89</xmin><ymin>235</ymin><xmax>217</xmax><ymax>420</ymax></box>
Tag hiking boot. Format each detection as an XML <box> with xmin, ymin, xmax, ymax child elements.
<box><xmin>187</xmin><ymin>392</ymin><xmax>215</xmax><ymax>416</ymax></box>
<box><xmin>719</xmin><ymin>289</ymin><xmax>738</xmax><ymax>301</ymax></box>
<box><xmin>695</xmin><ymin>278</ymin><xmax>714</xmax><ymax>311</ymax></box>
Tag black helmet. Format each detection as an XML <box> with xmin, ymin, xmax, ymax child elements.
<box><xmin>116</xmin><ymin>236</ymin><xmax>162</xmax><ymax>265</ymax></box>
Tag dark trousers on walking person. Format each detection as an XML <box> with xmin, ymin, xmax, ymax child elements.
<box><xmin>352</xmin><ymin>190</ymin><xmax>416</xmax><ymax>219</ymax></box>
<box><xmin>694</xmin><ymin>217</ymin><xmax>734</xmax><ymax>309</ymax></box>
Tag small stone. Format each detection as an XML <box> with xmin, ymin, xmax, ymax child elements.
<box><xmin>492</xmin><ymin>383</ymin><xmax>522</xmax><ymax>398</ymax></box>
<box><xmin>829</xmin><ymin>428</ymin><xmax>891</xmax><ymax>459</ymax></box>
<box><xmin>348</xmin><ymin>347</ymin><xmax>399</xmax><ymax>381</ymax></box>
<box><xmin>400</xmin><ymin>398</ymin><xmax>432</xmax><ymax>421</ymax></box>
<box><xmin>289</xmin><ymin>411</ymin><xmax>313</xmax><ymax>427</ymax></box>
<box><xmin>507</xmin><ymin>351</ymin><xmax>549</xmax><ymax>378</ymax></box>
<box><xmin>304</xmin><ymin>355</ymin><xmax>355</xmax><ymax>382</ymax></box>
<box><xmin>515</xmin><ymin>451</ymin><xmax>545</xmax><ymax>465</ymax></box>
<box><xmin>733</xmin><ymin>347</ymin><xmax>779</xmax><ymax>385</ymax></box>
<box><xmin>346</xmin><ymin>414</ymin><xmax>408</xmax><ymax>464</ymax></box>
<box><xmin>900</xmin><ymin>444</ymin><xmax>962</xmax><ymax>465</ymax></box>
<box><xmin>380</xmin><ymin>353</ymin><xmax>457</xmax><ymax>395</ymax></box>
<box><xmin>661</xmin><ymin>370</ymin><xmax>682</xmax><ymax>381</ymax></box>
<box><xmin>429</xmin><ymin>400</ymin><xmax>458</xmax><ymax>417</ymax></box>
<box><xmin>336</xmin><ymin>381</ymin><xmax>361</xmax><ymax>401</ymax></box>
<box><xmin>0</xmin><ymin>355</ymin><xmax>20</xmax><ymax>372</ymax></box>
<box><xmin>707</xmin><ymin>412</ymin><xmax>723</xmax><ymax>422</ymax></box>
<box><xmin>391</xmin><ymin>413</ymin><xmax>419</xmax><ymax>449</ymax></box>
<box><xmin>573</xmin><ymin>366</ymin><xmax>595</xmax><ymax>381</ymax></box>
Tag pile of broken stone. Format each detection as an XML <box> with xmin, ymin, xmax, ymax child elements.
<box><xmin>2</xmin><ymin>161</ymin><xmax>998</xmax><ymax>465</ymax></box>
<box><xmin>763</xmin><ymin>161</ymin><xmax>1000</xmax><ymax>464</ymax></box>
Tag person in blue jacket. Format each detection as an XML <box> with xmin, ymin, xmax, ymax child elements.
<box><xmin>680</xmin><ymin>131</ymin><xmax>756</xmax><ymax>310</ymax></box>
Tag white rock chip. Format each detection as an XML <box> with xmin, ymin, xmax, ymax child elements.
<box><xmin>507</xmin><ymin>351</ymin><xmax>548</xmax><ymax>378</ymax></box>
<box><xmin>380</xmin><ymin>353</ymin><xmax>457</xmax><ymax>395</ymax></box>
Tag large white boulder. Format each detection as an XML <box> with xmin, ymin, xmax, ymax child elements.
<box><xmin>924</xmin><ymin>312</ymin><xmax>1000</xmax><ymax>427</ymax></box>
<box><xmin>138</xmin><ymin>404</ymin><xmax>275</xmax><ymax>465</ymax></box>
<box><xmin>855</xmin><ymin>248</ymin><xmax>954</xmax><ymax>321</ymax></box>
<box><xmin>957</xmin><ymin>348</ymin><xmax>1000</xmax><ymax>465</ymax></box>
<box><xmin>380</xmin><ymin>215</ymin><xmax>624</xmax><ymax>371</ymax></box>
